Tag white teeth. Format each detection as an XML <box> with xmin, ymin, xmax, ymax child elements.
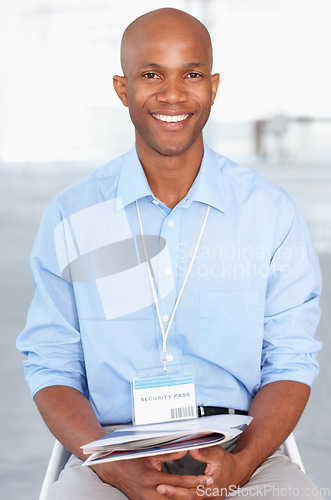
<box><xmin>153</xmin><ymin>114</ymin><xmax>189</xmax><ymax>123</ymax></box>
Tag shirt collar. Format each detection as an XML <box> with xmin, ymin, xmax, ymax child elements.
<box><xmin>187</xmin><ymin>142</ymin><xmax>226</xmax><ymax>214</ymax></box>
<box><xmin>116</xmin><ymin>142</ymin><xmax>226</xmax><ymax>214</ymax></box>
<box><xmin>116</xmin><ymin>145</ymin><xmax>154</xmax><ymax>209</ymax></box>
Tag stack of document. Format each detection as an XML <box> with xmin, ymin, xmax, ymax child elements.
<box><xmin>81</xmin><ymin>414</ymin><xmax>252</xmax><ymax>466</ymax></box>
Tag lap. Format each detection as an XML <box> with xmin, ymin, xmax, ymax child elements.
<box><xmin>47</xmin><ymin>454</ymin><xmax>129</xmax><ymax>500</ymax></box>
<box><xmin>47</xmin><ymin>448</ymin><xmax>324</xmax><ymax>500</ymax></box>
<box><xmin>226</xmin><ymin>447</ymin><xmax>324</xmax><ymax>499</ymax></box>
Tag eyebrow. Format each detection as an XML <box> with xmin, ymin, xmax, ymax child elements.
<box><xmin>136</xmin><ymin>62</ymin><xmax>207</xmax><ymax>70</ymax></box>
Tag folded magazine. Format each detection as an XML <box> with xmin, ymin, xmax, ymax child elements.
<box><xmin>81</xmin><ymin>414</ymin><xmax>252</xmax><ymax>466</ymax></box>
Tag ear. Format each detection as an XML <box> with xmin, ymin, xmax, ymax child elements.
<box><xmin>113</xmin><ymin>75</ymin><xmax>128</xmax><ymax>107</ymax></box>
<box><xmin>211</xmin><ymin>73</ymin><xmax>220</xmax><ymax>105</ymax></box>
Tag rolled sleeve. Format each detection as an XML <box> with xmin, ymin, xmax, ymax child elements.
<box><xmin>262</xmin><ymin>203</ymin><xmax>322</xmax><ymax>388</ymax></box>
<box><xmin>16</xmin><ymin>208</ymin><xmax>87</xmax><ymax>399</ymax></box>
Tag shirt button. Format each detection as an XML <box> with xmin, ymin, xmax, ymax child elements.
<box><xmin>167</xmin><ymin>220</ymin><xmax>174</xmax><ymax>227</ymax></box>
<box><xmin>152</xmin><ymin>199</ymin><xmax>159</xmax><ymax>205</ymax></box>
<box><xmin>165</xmin><ymin>267</ymin><xmax>172</xmax><ymax>275</ymax></box>
<box><xmin>166</xmin><ymin>354</ymin><xmax>174</xmax><ymax>362</ymax></box>
<box><xmin>162</xmin><ymin>314</ymin><xmax>169</xmax><ymax>322</ymax></box>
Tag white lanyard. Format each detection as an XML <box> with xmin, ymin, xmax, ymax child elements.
<box><xmin>136</xmin><ymin>200</ymin><xmax>210</xmax><ymax>372</ymax></box>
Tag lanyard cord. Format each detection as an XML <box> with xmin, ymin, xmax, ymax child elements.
<box><xmin>136</xmin><ymin>200</ymin><xmax>210</xmax><ymax>371</ymax></box>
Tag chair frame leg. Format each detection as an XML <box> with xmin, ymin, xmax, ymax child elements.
<box><xmin>39</xmin><ymin>440</ymin><xmax>71</xmax><ymax>500</ymax></box>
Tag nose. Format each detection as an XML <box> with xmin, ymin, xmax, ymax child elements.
<box><xmin>156</xmin><ymin>77</ymin><xmax>188</xmax><ymax>104</ymax></box>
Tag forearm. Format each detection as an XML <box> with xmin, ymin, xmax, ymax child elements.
<box><xmin>232</xmin><ymin>380</ymin><xmax>310</xmax><ymax>485</ymax></box>
<box><xmin>34</xmin><ymin>385</ymin><xmax>107</xmax><ymax>460</ymax></box>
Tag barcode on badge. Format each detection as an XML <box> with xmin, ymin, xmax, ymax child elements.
<box><xmin>170</xmin><ymin>406</ymin><xmax>194</xmax><ymax>419</ymax></box>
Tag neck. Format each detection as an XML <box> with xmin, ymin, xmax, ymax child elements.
<box><xmin>136</xmin><ymin>137</ymin><xmax>204</xmax><ymax>209</ymax></box>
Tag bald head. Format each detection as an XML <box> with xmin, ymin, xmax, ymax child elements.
<box><xmin>120</xmin><ymin>8</ymin><xmax>213</xmax><ymax>76</ymax></box>
<box><xmin>113</xmin><ymin>7</ymin><xmax>219</xmax><ymax>159</ymax></box>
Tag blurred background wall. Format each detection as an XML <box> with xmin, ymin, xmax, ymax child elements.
<box><xmin>1</xmin><ymin>0</ymin><xmax>331</xmax><ymax>165</ymax></box>
<box><xmin>1</xmin><ymin>1</ymin><xmax>330</xmax><ymax>498</ymax></box>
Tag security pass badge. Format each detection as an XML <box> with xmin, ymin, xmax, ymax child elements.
<box><xmin>132</xmin><ymin>372</ymin><xmax>197</xmax><ymax>425</ymax></box>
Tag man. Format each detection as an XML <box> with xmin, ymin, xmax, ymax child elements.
<box><xmin>17</xmin><ymin>8</ymin><xmax>323</xmax><ymax>499</ymax></box>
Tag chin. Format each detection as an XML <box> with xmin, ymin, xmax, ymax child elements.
<box><xmin>157</xmin><ymin>147</ymin><xmax>185</xmax><ymax>157</ymax></box>
<box><xmin>152</xmin><ymin>138</ymin><xmax>199</xmax><ymax>157</ymax></box>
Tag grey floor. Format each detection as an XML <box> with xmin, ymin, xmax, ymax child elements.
<box><xmin>1</xmin><ymin>157</ymin><xmax>330</xmax><ymax>499</ymax></box>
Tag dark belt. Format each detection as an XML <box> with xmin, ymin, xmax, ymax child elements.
<box><xmin>198</xmin><ymin>406</ymin><xmax>248</xmax><ymax>417</ymax></box>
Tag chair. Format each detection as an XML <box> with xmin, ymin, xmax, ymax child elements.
<box><xmin>283</xmin><ymin>432</ymin><xmax>305</xmax><ymax>472</ymax></box>
<box><xmin>39</xmin><ymin>440</ymin><xmax>71</xmax><ymax>500</ymax></box>
<box><xmin>39</xmin><ymin>432</ymin><xmax>305</xmax><ymax>499</ymax></box>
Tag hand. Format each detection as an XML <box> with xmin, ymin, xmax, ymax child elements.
<box><xmin>156</xmin><ymin>446</ymin><xmax>248</xmax><ymax>499</ymax></box>
<box><xmin>91</xmin><ymin>451</ymin><xmax>215</xmax><ymax>500</ymax></box>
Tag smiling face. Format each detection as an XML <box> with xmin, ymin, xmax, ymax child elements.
<box><xmin>114</xmin><ymin>9</ymin><xmax>219</xmax><ymax>158</ymax></box>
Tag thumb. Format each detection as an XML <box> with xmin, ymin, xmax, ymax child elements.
<box><xmin>158</xmin><ymin>450</ymin><xmax>189</xmax><ymax>462</ymax></box>
<box><xmin>189</xmin><ymin>447</ymin><xmax>209</xmax><ymax>463</ymax></box>
<box><xmin>189</xmin><ymin>445</ymin><xmax>225</xmax><ymax>463</ymax></box>
<box><xmin>149</xmin><ymin>449</ymin><xmax>188</xmax><ymax>468</ymax></box>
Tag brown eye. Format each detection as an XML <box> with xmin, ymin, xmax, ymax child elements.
<box><xmin>144</xmin><ymin>72</ymin><xmax>159</xmax><ymax>79</ymax></box>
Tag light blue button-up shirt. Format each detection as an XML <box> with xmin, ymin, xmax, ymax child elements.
<box><xmin>17</xmin><ymin>144</ymin><xmax>322</xmax><ymax>425</ymax></box>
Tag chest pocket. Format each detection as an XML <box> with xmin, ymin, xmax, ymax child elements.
<box><xmin>198</xmin><ymin>290</ymin><xmax>263</xmax><ymax>367</ymax></box>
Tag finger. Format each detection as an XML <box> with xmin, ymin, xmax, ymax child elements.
<box><xmin>163</xmin><ymin>450</ymin><xmax>190</xmax><ymax>461</ymax></box>
<box><xmin>155</xmin><ymin>450</ymin><xmax>190</xmax><ymax>462</ymax></box>
<box><xmin>189</xmin><ymin>444</ymin><xmax>226</xmax><ymax>463</ymax></box>
<box><xmin>138</xmin><ymin>465</ymin><xmax>213</xmax><ymax>491</ymax></box>
<box><xmin>157</xmin><ymin>483</ymin><xmax>217</xmax><ymax>499</ymax></box>
<box><xmin>157</xmin><ymin>484</ymin><xmax>196</xmax><ymax>499</ymax></box>
<box><xmin>156</xmin><ymin>472</ymin><xmax>214</xmax><ymax>489</ymax></box>
<box><xmin>149</xmin><ymin>451</ymin><xmax>189</xmax><ymax>472</ymax></box>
